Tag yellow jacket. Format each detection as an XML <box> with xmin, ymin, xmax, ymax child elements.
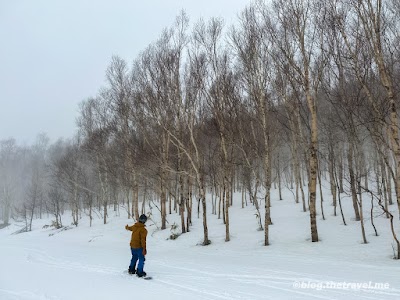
<box><xmin>126</xmin><ymin>222</ymin><xmax>147</xmax><ymax>249</ymax></box>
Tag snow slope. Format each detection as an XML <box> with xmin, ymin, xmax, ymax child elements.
<box><xmin>1</xmin><ymin>186</ymin><xmax>400</xmax><ymax>300</ymax></box>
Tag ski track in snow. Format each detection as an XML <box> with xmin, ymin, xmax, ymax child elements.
<box><xmin>25</xmin><ymin>248</ymin><xmax>119</xmax><ymax>275</ymax></box>
<box><xmin>151</xmin><ymin>263</ymin><xmax>400</xmax><ymax>300</ymax></box>
<box><xmin>0</xmin><ymin>289</ymin><xmax>60</xmax><ymax>300</ymax></box>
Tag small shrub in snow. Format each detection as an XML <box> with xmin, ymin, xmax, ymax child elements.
<box><xmin>169</xmin><ymin>223</ymin><xmax>181</xmax><ymax>240</ymax></box>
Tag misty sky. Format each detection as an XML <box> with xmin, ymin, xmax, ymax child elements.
<box><xmin>0</xmin><ymin>0</ymin><xmax>250</xmax><ymax>145</ymax></box>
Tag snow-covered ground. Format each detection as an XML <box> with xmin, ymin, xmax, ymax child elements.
<box><xmin>1</xmin><ymin>186</ymin><xmax>400</xmax><ymax>300</ymax></box>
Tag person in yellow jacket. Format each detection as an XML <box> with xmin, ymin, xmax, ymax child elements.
<box><xmin>125</xmin><ymin>214</ymin><xmax>148</xmax><ymax>277</ymax></box>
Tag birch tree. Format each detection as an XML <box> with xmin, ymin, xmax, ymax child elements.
<box><xmin>265</xmin><ymin>0</ymin><xmax>328</xmax><ymax>241</ymax></box>
<box><xmin>232</xmin><ymin>6</ymin><xmax>275</xmax><ymax>245</ymax></box>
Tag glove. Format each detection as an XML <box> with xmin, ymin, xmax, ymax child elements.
<box><xmin>142</xmin><ymin>249</ymin><xmax>147</xmax><ymax>256</ymax></box>
<box><xmin>125</xmin><ymin>225</ymin><xmax>129</xmax><ymax>230</ymax></box>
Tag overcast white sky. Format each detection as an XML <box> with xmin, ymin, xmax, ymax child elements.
<box><xmin>0</xmin><ymin>0</ymin><xmax>250</xmax><ymax>145</ymax></box>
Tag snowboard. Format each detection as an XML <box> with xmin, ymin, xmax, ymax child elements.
<box><xmin>124</xmin><ymin>270</ymin><xmax>152</xmax><ymax>280</ymax></box>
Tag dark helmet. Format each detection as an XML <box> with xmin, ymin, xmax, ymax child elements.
<box><xmin>139</xmin><ymin>214</ymin><xmax>147</xmax><ymax>223</ymax></box>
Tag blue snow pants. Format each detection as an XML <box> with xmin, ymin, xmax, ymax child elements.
<box><xmin>129</xmin><ymin>248</ymin><xmax>145</xmax><ymax>273</ymax></box>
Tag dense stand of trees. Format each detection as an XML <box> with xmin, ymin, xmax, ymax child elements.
<box><xmin>1</xmin><ymin>0</ymin><xmax>400</xmax><ymax>258</ymax></box>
